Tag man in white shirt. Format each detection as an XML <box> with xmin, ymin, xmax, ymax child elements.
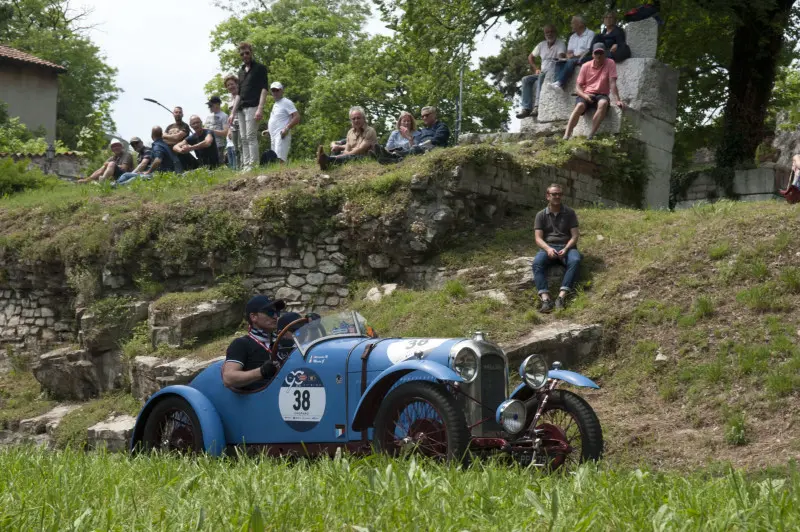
<box><xmin>264</xmin><ymin>81</ymin><xmax>300</xmax><ymax>163</ymax></box>
<box><xmin>550</xmin><ymin>15</ymin><xmax>595</xmax><ymax>91</ymax></box>
<box><xmin>204</xmin><ymin>96</ymin><xmax>229</xmax><ymax>164</ymax></box>
<box><xmin>517</xmin><ymin>25</ymin><xmax>566</xmax><ymax>119</ymax></box>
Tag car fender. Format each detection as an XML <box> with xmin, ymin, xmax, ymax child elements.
<box><xmin>510</xmin><ymin>370</ymin><xmax>600</xmax><ymax>401</ymax></box>
<box><xmin>130</xmin><ymin>385</ymin><xmax>226</xmax><ymax>455</ymax></box>
<box><xmin>351</xmin><ymin>359</ymin><xmax>464</xmax><ymax>431</ymax></box>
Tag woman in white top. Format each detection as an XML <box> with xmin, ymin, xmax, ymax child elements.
<box><xmin>385</xmin><ymin>111</ymin><xmax>421</xmax><ymax>154</ymax></box>
<box><xmin>779</xmin><ymin>153</ymin><xmax>800</xmax><ymax>203</ymax></box>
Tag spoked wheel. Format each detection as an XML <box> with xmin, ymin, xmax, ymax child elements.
<box><xmin>373</xmin><ymin>381</ymin><xmax>469</xmax><ymax>462</ymax></box>
<box><xmin>141</xmin><ymin>396</ymin><xmax>204</xmax><ymax>453</ymax></box>
<box><xmin>534</xmin><ymin>390</ymin><xmax>603</xmax><ymax>470</ymax></box>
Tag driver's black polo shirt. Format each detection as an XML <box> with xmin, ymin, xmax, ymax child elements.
<box><xmin>226</xmin><ymin>336</ymin><xmax>272</xmax><ymax>372</ymax></box>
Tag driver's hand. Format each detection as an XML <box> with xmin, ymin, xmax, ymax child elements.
<box><xmin>260</xmin><ymin>360</ymin><xmax>280</xmax><ymax>380</ymax></box>
<box><xmin>305</xmin><ymin>313</ymin><xmax>321</xmax><ymax>321</ymax></box>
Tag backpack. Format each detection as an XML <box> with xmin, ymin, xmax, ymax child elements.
<box><xmin>624</xmin><ymin>1</ymin><xmax>661</xmax><ymax>22</ymax></box>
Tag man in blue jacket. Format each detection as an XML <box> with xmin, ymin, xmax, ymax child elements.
<box><xmin>115</xmin><ymin>126</ymin><xmax>182</xmax><ymax>185</ymax></box>
<box><xmin>413</xmin><ymin>106</ymin><xmax>450</xmax><ymax>153</ymax></box>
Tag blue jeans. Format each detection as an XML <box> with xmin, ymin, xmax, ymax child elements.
<box><xmin>553</xmin><ymin>58</ymin><xmax>581</xmax><ymax>87</ymax></box>
<box><xmin>115</xmin><ymin>172</ymin><xmax>147</xmax><ymax>186</ymax></box>
<box><xmin>226</xmin><ymin>146</ymin><xmax>238</xmax><ymax>170</ymax></box>
<box><xmin>533</xmin><ymin>246</ymin><xmax>582</xmax><ymax>295</ymax></box>
<box><xmin>521</xmin><ymin>73</ymin><xmax>545</xmax><ymax>109</ymax></box>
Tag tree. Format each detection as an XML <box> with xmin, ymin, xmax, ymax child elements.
<box><xmin>0</xmin><ymin>0</ymin><xmax>120</xmax><ymax>149</ymax></box>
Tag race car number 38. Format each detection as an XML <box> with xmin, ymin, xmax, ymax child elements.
<box><xmin>278</xmin><ymin>368</ymin><xmax>326</xmax><ymax>432</ymax></box>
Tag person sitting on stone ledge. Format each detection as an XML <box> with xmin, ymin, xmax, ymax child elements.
<box><xmin>316</xmin><ymin>106</ymin><xmax>377</xmax><ymax>170</ymax></box>
<box><xmin>563</xmin><ymin>43</ymin><xmax>624</xmax><ymax>141</ymax></box>
<box><xmin>517</xmin><ymin>25</ymin><xmax>566</xmax><ymax>119</ymax></box>
<box><xmin>533</xmin><ymin>183</ymin><xmax>581</xmax><ymax>313</ymax></box>
<box><xmin>779</xmin><ymin>153</ymin><xmax>800</xmax><ymax>204</ymax></box>
<box><xmin>77</xmin><ymin>138</ymin><xmax>134</xmax><ymax>184</ymax></box>
<box><xmin>585</xmin><ymin>12</ymin><xmax>631</xmax><ymax>64</ymax></box>
<box><xmin>550</xmin><ymin>15</ymin><xmax>595</xmax><ymax>92</ymax></box>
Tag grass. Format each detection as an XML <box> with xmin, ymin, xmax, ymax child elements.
<box><xmin>0</xmin><ymin>370</ymin><xmax>54</xmax><ymax>430</ymax></box>
<box><xmin>52</xmin><ymin>393</ymin><xmax>140</xmax><ymax>449</ymax></box>
<box><xmin>0</xmin><ymin>449</ymin><xmax>797</xmax><ymax>530</ymax></box>
<box><xmin>151</xmin><ymin>278</ymin><xmax>248</xmax><ymax>313</ymax></box>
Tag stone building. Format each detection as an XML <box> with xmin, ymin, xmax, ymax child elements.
<box><xmin>0</xmin><ymin>45</ymin><xmax>66</xmax><ymax>143</ymax></box>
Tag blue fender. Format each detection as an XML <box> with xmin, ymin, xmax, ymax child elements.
<box><xmin>130</xmin><ymin>385</ymin><xmax>226</xmax><ymax>455</ymax></box>
<box><xmin>351</xmin><ymin>359</ymin><xmax>464</xmax><ymax>431</ymax></box>
<box><xmin>510</xmin><ymin>370</ymin><xmax>600</xmax><ymax>401</ymax></box>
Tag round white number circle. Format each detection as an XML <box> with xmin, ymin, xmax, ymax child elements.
<box><xmin>278</xmin><ymin>367</ymin><xmax>326</xmax><ymax>432</ymax></box>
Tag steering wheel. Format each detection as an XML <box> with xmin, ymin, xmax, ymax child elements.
<box><xmin>270</xmin><ymin>317</ymin><xmax>310</xmax><ymax>362</ymax></box>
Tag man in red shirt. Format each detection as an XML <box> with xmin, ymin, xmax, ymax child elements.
<box><xmin>563</xmin><ymin>43</ymin><xmax>624</xmax><ymax>140</ymax></box>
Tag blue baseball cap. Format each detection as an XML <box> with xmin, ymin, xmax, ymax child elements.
<box><xmin>277</xmin><ymin>312</ymin><xmax>304</xmax><ymax>332</ymax></box>
<box><xmin>245</xmin><ymin>295</ymin><xmax>285</xmax><ymax>317</ymax></box>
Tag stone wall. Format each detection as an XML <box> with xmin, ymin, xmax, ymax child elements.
<box><xmin>674</xmin><ymin>166</ymin><xmax>784</xmax><ymax>209</ymax></box>
<box><xmin>3</xmin><ymin>153</ymin><xmax>85</xmax><ymax>180</ymax></box>
<box><xmin>0</xmin><ymin>148</ymin><xmax>638</xmax><ymax>353</ymax></box>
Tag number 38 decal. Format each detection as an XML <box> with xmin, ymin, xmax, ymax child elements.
<box><xmin>293</xmin><ymin>390</ymin><xmax>311</xmax><ymax>411</ymax></box>
<box><xmin>278</xmin><ymin>367</ymin><xmax>326</xmax><ymax>432</ymax></box>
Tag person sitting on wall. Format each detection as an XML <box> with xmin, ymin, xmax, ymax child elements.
<box><xmin>779</xmin><ymin>153</ymin><xmax>800</xmax><ymax>204</ymax></box>
<box><xmin>173</xmin><ymin>115</ymin><xmax>221</xmax><ymax>169</ymax></box>
<box><xmin>115</xmin><ymin>126</ymin><xmax>181</xmax><ymax>185</ymax></box>
<box><xmin>533</xmin><ymin>183</ymin><xmax>581</xmax><ymax>313</ymax></box>
<box><xmin>516</xmin><ymin>24</ymin><xmax>566</xmax><ymax>119</ymax></box>
<box><xmin>563</xmin><ymin>43</ymin><xmax>624</xmax><ymax>141</ymax></box>
<box><xmin>316</xmin><ymin>106</ymin><xmax>377</xmax><ymax>170</ymax></box>
<box><xmin>77</xmin><ymin>138</ymin><xmax>134</xmax><ymax>184</ymax></box>
<box><xmin>550</xmin><ymin>15</ymin><xmax>595</xmax><ymax>91</ymax></box>
<box><xmin>584</xmin><ymin>12</ymin><xmax>630</xmax><ymax>64</ymax></box>
<box><xmin>222</xmin><ymin>295</ymin><xmax>286</xmax><ymax>391</ymax></box>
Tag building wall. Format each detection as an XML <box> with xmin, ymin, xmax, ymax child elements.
<box><xmin>0</xmin><ymin>63</ymin><xmax>59</xmax><ymax>142</ymax></box>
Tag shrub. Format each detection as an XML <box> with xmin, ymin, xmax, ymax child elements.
<box><xmin>443</xmin><ymin>279</ymin><xmax>467</xmax><ymax>299</ymax></box>
<box><xmin>694</xmin><ymin>296</ymin><xmax>715</xmax><ymax>319</ymax></box>
<box><xmin>724</xmin><ymin>412</ymin><xmax>748</xmax><ymax>446</ymax></box>
<box><xmin>0</xmin><ymin>158</ymin><xmax>57</xmax><ymax>197</ymax></box>
<box><xmin>779</xmin><ymin>267</ymin><xmax>800</xmax><ymax>294</ymax></box>
<box><xmin>736</xmin><ymin>284</ymin><xmax>786</xmax><ymax>312</ymax></box>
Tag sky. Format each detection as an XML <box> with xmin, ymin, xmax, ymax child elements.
<box><xmin>81</xmin><ymin>0</ymin><xmax>516</xmax><ymax>142</ymax></box>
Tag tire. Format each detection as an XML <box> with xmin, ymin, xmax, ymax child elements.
<box><xmin>533</xmin><ymin>389</ymin><xmax>603</xmax><ymax>469</ymax></box>
<box><xmin>373</xmin><ymin>380</ymin><xmax>470</xmax><ymax>462</ymax></box>
<box><xmin>141</xmin><ymin>396</ymin><xmax>204</xmax><ymax>453</ymax></box>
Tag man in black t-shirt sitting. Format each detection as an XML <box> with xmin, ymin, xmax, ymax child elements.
<box><xmin>222</xmin><ymin>295</ymin><xmax>286</xmax><ymax>390</ymax></box>
<box><xmin>174</xmin><ymin>115</ymin><xmax>221</xmax><ymax>169</ymax></box>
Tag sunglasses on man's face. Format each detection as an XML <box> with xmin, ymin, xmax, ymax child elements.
<box><xmin>239</xmin><ymin>51</ymin><xmax>251</xmax><ymax>57</ymax></box>
<box><xmin>421</xmin><ymin>114</ymin><xmax>431</xmax><ymax>118</ymax></box>
<box><xmin>549</xmin><ymin>192</ymin><xmax>563</xmax><ymax>197</ymax></box>
<box><xmin>259</xmin><ymin>308</ymin><xmax>278</xmax><ymax>318</ymax></box>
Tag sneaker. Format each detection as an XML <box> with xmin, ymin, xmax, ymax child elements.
<box><xmin>554</xmin><ymin>296</ymin><xmax>565</xmax><ymax>310</ymax></box>
<box><xmin>550</xmin><ymin>82</ymin><xmax>563</xmax><ymax>91</ymax></box>
<box><xmin>316</xmin><ymin>145</ymin><xmax>329</xmax><ymax>171</ymax></box>
<box><xmin>516</xmin><ymin>108</ymin><xmax>532</xmax><ymax>119</ymax></box>
<box><xmin>531</xmin><ymin>106</ymin><xmax>538</xmax><ymax>116</ymax></box>
<box><xmin>540</xmin><ymin>298</ymin><xmax>554</xmax><ymax>313</ymax></box>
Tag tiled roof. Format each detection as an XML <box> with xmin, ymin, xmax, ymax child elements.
<box><xmin>0</xmin><ymin>45</ymin><xmax>67</xmax><ymax>73</ymax></box>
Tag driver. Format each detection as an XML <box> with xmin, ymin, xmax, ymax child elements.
<box><xmin>222</xmin><ymin>295</ymin><xmax>286</xmax><ymax>390</ymax></box>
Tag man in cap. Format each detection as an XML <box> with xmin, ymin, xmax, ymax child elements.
<box><xmin>115</xmin><ymin>126</ymin><xmax>181</xmax><ymax>185</ymax></box>
<box><xmin>262</xmin><ymin>81</ymin><xmax>299</xmax><ymax>163</ymax></box>
<box><xmin>563</xmin><ymin>42</ymin><xmax>624</xmax><ymax>140</ymax></box>
<box><xmin>204</xmin><ymin>95</ymin><xmax>229</xmax><ymax>164</ymax></box>
<box><xmin>174</xmin><ymin>115</ymin><xmax>220</xmax><ymax>169</ymax></box>
<box><xmin>222</xmin><ymin>295</ymin><xmax>286</xmax><ymax>390</ymax></box>
<box><xmin>129</xmin><ymin>136</ymin><xmax>153</xmax><ymax>172</ymax></box>
<box><xmin>78</xmin><ymin>138</ymin><xmax>134</xmax><ymax>183</ymax></box>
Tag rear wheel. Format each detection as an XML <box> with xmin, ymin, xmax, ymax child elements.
<box><xmin>373</xmin><ymin>380</ymin><xmax>469</xmax><ymax>462</ymax></box>
<box><xmin>534</xmin><ymin>390</ymin><xmax>602</xmax><ymax>469</ymax></box>
<box><xmin>141</xmin><ymin>396</ymin><xmax>204</xmax><ymax>453</ymax></box>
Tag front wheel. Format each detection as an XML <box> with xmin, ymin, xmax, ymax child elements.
<box><xmin>373</xmin><ymin>380</ymin><xmax>469</xmax><ymax>462</ymax></box>
<box><xmin>140</xmin><ymin>396</ymin><xmax>204</xmax><ymax>453</ymax></box>
<box><xmin>533</xmin><ymin>389</ymin><xmax>603</xmax><ymax>469</ymax></box>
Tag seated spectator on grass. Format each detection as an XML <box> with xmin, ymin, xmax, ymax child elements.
<box><xmin>413</xmin><ymin>106</ymin><xmax>450</xmax><ymax>153</ymax></box>
<box><xmin>204</xmin><ymin>96</ymin><xmax>229</xmax><ymax>165</ymax></box>
<box><xmin>386</xmin><ymin>112</ymin><xmax>420</xmax><ymax>154</ymax></box>
<box><xmin>517</xmin><ymin>25</ymin><xmax>566</xmax><ymax>119</ymax></box>
<box><xmin>779</xmin><ymin>154</ymin><xmax>800</xmax><ymax>204</ymax></box>
<box><xmin>163</xmin><ymin>106</ymin><xmax>198</xmax><ymax>171</ymax></box>
<box><xmin>316</xmin><ymin>106</ymin><xmax>377</xmax><ymax>170</ymax></box>
<box><xmin>563</xmin><ymin>43</ymin><xmax>624</xmax><ymax>140</ymax></box>
<box><xmin>174</xmin><ymin>115</ymin><xmax>221</xmax><ymax>169</ymax></box>
<box><xmin>533</xmin><ymin>183</ymin><xmax>581</xmax><ymax>313</ymax></box>
<box><xmin>585</xmin><ymin>12</ymin><xmax>630</xmax><ymax>64</ymax></box>
<box><xmin>550</xmin><ymin>15</ymin><xmax>595</xmax><ymax>91</ymax></box>
<box><xmin>77</xmin><ymin>138</ymin><xmax>134</xmax><ymax>184</ymax></box>
<box><xmin>129</xmin><ymin>136</ymin><xmax>152</xmax><ymax>170</ymax></box>
<box><xmin>115</xmin><ymin>126</ymin><xmax>181</xmax><ymax>185</ymax></box>
<box><xmin>224</xmin><ymin>74</ymin><xmax>241</xmax><ymax>169</ymax></box>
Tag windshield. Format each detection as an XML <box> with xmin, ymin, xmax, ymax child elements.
<box><xmin>293</xmin><ymin>311</ymin><xmax>372</xmax><ymax>353</ymax></box>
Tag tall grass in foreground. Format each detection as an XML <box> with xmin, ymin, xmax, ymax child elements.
<box><xmin>0</xmin><ymin>448</ymin><xmax>797</xmax><ymax>531</ymax></box>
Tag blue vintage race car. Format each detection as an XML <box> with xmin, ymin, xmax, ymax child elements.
<box><xmin>131</xmin><ymin>311</ymin><xmax>603</xmax><ymax>467</ymax></box>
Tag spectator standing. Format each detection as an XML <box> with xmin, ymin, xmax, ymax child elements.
<box><xmin>316</xmin><ymin>106</ymin><xmax>377</xmax><ymax>170</ymax></box>
<box><xmin>224</xmin><ymin>74</ymin><xmax>241</xmax><ymax>170</ymax></box>
<box><xmin>115</xmin><ymin>126</ymin><xmax>180</xmax><ymax>185</ymax></box>
<box><xmin>588</xmin><ymin>12</ymin><xmax>630</xmax><ymax>63</ymax></box>
<box><xmin>174</xmin><ymin>115</ymin><xmax>221</xmax><ymax>169</ymax></box>
<box><xmin>413</xmin><ymin>106</ymin><xmax>450</xmax><ymax>153</ymax></box>
<box><xmin>204</xmin><ymin>96</ymin><xmax>229</xmax><ymax>164</ymax></box>
<box><xmin>77</xmin><ymin>138</ymin><xmax>133</xmax><ymax>183</ymax></box>
<box><xmin>229</xmin><ymin>42</ymin><xmax>269</xmax><ymax>170</ymax></box>
<box><xmin>564</xmin><ymin>43</ymin><xmax>624</xmax><ymax>140</ymax></box>
<box><xmin>264</xmin><ymin>82</ymin><xmax>300</xmax><ymax>163</ymax></box>
<box><xmin>533</xmin><ymin>184</ymin><xmax>581</xmax><ymax>313</ymax></box>
<box><xmin>517</xmin><ymin>25</ymin><xmax>566</xmax><ymax>119</ymax></box>
<box><xmin>550</xmin><ymin>16</ymin><xmax>595</xmax><ymax>91</ymax></box>
<box><xmin>163</xmin><ymin>106</ymin><xmax>198</xmax><ymax>171</ymax></box>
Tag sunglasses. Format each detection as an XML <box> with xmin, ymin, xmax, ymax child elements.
<box><xmin>239</xmin><ymin>51</ymin><xmax>251</xmax><ymax>57</ymax></box>
<box><xmin>421</xmin><ymin>114</ymin><xmax>431</xmax><ymax>118</ymax></box>
<box><xmin>257</xmin><ymin>308</ymin><xmax>278</xmax><ymax>318</ymax></box>
<box><xmin>549</xmin><ymin>192</ymin><xmax>563</xmax><ymax>197</ymax></box>
<box><xmin>270</xmin><ymin>88</ymin><xmax>281</xmax><ymax>92</ymax></box>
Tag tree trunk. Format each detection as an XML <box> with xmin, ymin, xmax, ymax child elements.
<box><xmin>715</xmin><ymin>0</ymin><xmax>795</xmax><ymax>171</ymax></box>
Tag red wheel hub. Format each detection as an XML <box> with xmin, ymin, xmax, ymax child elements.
<box><xmin>537</xmin><ymin>422</ymin><xmax>573</xmax><ymax>468</ymax></box>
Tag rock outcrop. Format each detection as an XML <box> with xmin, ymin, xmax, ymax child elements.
<box><xmin>87</xmin><ymin>414</ymin><xmax>136</xmax><ymax>452</ymax></box>
<box><xmin>130</xmin><ymin>355</ymin><xmax>224</xmax><ymax>401</ymax></box>
<box><xmin>149</xmin><ymin>299</ymin><xmax>241</xmax><ymax>348</ymax></box>
<box><xmin>32</xmin><ymin>347</ymin><xmax>123</xmax><ymax>401</ymax></box>
<box><xmin>502</xmin><ymin>322</ymin><xmax>603</xmax><ymax>368</ymax></box>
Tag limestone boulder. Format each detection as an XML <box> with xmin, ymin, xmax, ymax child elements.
<box><xmin>130</xmin><ymin>355</ymin><xmax>224</xmax><ymax>401</ymax></box>
<box><xmin>625</xmin><ymin>18</ymin><xmax>659</xmax><ymax>59</ymax></box>
<box><xmin>502</xmin><ymin>257</ymin><xmax>565</xmax><ymax>291</ymax></box>
<box><xmin>149</xmin><ymin>299</ymin><xmax>242</xmax><ymax>348</ymax></box>
<box><xmin>32</xmin><ymin>347</ymin><xmax>124</xmax><ymax>401</ymax></box>
<box><xmin>473</xmin><ymin>289</ymin><xmax>510</xmax><ymax>306</ymax></box>
<box><xmin>502</xmin><ymin>322</ymin><xmax>603</xmax><ymax>368</ymax></box>
<box><xmin>79</xmin><ymin>300</ymin><xmax>149</xmax><ymax>353</ymax></box>
<box><xmin>18</xmin><ymin>404</ymin><xmax>80</xmax><ymax>436</ymax></box>
<box><xmin>87</xmin><ymin>414</ymin><xmax>136</xmax><ymax>452</ymax></box>
<box><xmin>364</xmin><ymin>284</ymin><xmax>399</xmax><ymax>303</ymax></box>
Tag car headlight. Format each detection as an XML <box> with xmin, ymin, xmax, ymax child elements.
<box><xmin>496</xmin><ymin>399</ymin><xmax>527</xmax><ymax>434</ymax></box>
<box><xmin>452</xmin><ymin>348</ymin><xmax>478</xmax><ymax>382</ymax></box>
<box><xmin>519</xmin><ymin>354</ymin><xmax>548</xmax><ymax>389</ymax></box>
